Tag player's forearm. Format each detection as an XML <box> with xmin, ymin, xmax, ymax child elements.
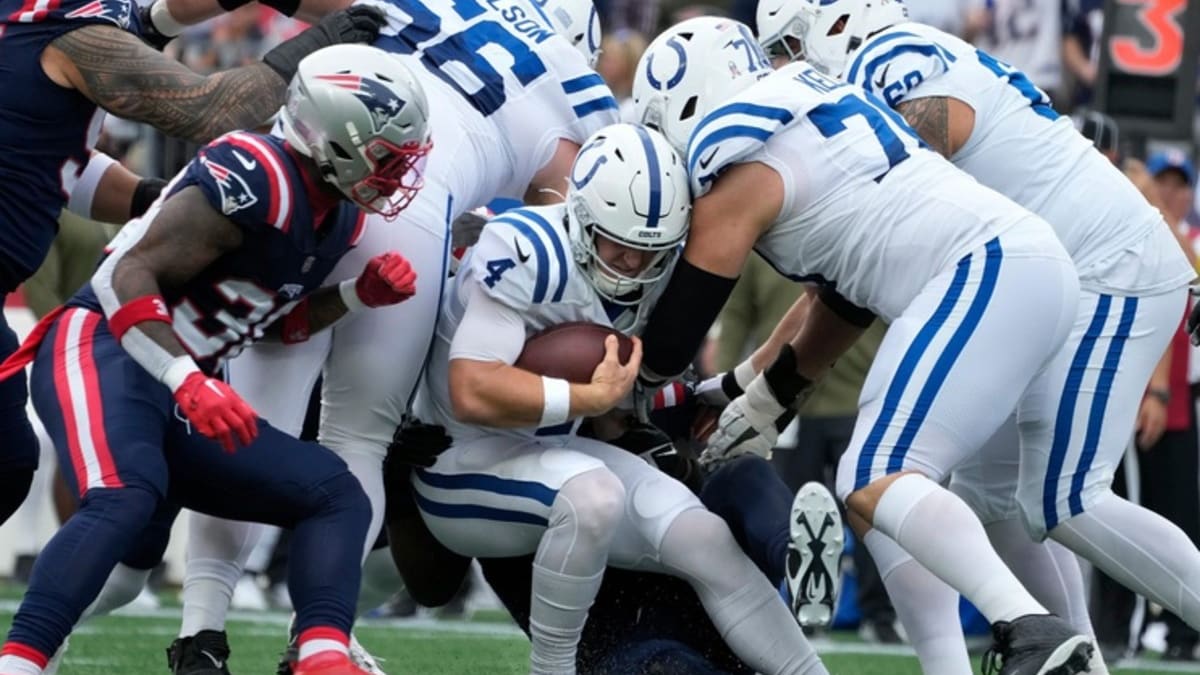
<box><xmin>262</xmin><ymin>285</ymin><xmax>350</xmax><ymax>341</ymax></box>
<box><xmin>448</xmin><ymin>360</ymin><xmax>606</xmax><ymax>428</ymax></box>
<box><xmin>749</xmin><ymin>291</ymin><xmax>813</xmax><ymax>373</ymax></box>
<box><xmin>786</xmin><ymin>292</ymin><xmax>870</xmax><ymax>380</ymax></box>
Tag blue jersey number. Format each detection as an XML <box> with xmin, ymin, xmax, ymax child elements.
<box><xmin>975</xmin><ymin>49</ymin><xmax>1057</xmax><ymax>120</ymax></box>
<box><xmin>807</xmin><ymin>94</ymin><xmax>915</xmax><ymax>182</ymax></box>
<box><xmin>483</xmin><ymin>257</ymin><xmax>516</xmax><ymax>287</ymax></box>
<box><xmin>381</xmin><ymin>0</ymin><xmax>549</xmax><ymax>116</ymax></box>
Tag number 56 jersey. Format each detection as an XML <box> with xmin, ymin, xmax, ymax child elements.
<box><xmin>689</xmin><ymin>61</ymin><xmax>1059</xmax><ymax>321</ymax></box>
<box><xmin>369</xmin><ymin>0</ymin><xmax>617</xmax><ymax>210</ymax></box>
<box><xmin>840</xmin><ymin>22</ymin><xmax>1193</xmax><ymax>296</ymax></box>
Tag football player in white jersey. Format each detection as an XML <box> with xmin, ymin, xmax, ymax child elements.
<box><xmin>72</xmin><ymin>1</ymin><xmax>622</xmax><ymax>673</ymax></box>
<box><xmin>632</xmin><ymin>17</ymin><xmax>1098</xmax><ymax>675</ymax></box>
<box><xmin>755</xmin><ymin>1</ymin><xmax>1198</xmax><ymax>672</ymax></box>
<box><xmin>412</xmin><ymin>122</ymin><xmax>827</xmax><ymax>675</ymax></box>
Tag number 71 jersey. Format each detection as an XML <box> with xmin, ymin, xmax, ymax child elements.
<box><xmin>687</xmin><ymin>61</ymin><xmax>1035</xmax><ymax>320</ymax></box>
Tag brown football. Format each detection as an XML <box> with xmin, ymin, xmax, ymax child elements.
<box><xmin>514</xmin><ymin>322</ymin><xmax>634</xmax><ymax>384</ymax></box>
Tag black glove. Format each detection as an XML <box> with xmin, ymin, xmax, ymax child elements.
<box><xmin>263</xmin><ymin>5</ymin><xmax>387</xmax><ymax>81</ymax></box>
<box><xmin>386</xmin><ymin>416</ymin><xmax>452</xmax><ymax>469</ymax></box>
<box><xmin>131</xmin><ymin>177</ymin><xmax>167</xmax><ymax>218</ymax></box>
<box><xmin>612</xmin><ymin>421</ymin><xmax>704</xmax><ymax>495</ymax></box>
<box><xmin>1189</xmin><ymin>290</ymin><xmax>1200</xmax><ymax>346</ymax></box>
<box><xmin>137</xmin><ymin>4</ymin><xmax>174</xmax><ymax>50</ymax></box>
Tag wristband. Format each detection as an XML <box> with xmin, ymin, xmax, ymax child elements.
<box><xmin>131</xmin><ymin>177</ymin><xmax>168</xmax><ymax>218</ymax></box>
<box><xmin>720</xmin><ymin>357</ymin><xmax>757</xmax><ymax>399</ymax></box>
<box><xmin>162</xmin><ymin>355</ymin><xmax>201</xmax><ymax>391</ymax></box>
<box><xmin>149</xmin><ymin>0</ymin><xmax>188</xmax><ymax>37</ymax></box>
<box><xmin>763</xmin><ymin>344</ymin><xmax>811</xmax><ymax>407</ymax></box>
<box><xmin>67</xmin><ymin>152</ymin><xmax>116</xmax><ymax>219</ymax></box>
<box><xmin>108</xmin><ymin>294</ymin><xmax>171</xmax><ymax>341</ymax></box>
<box><xmin>339</xmin><ymin>279</ymin><xmax>367</xmax><ymax>313</ymax></box>
<box><xmin>539</xmin><ymin>377</ymin><xmax>571</xmax><ymax>428</ymax></box>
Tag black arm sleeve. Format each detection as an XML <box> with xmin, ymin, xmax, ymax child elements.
<box><xmin>640</xmin><ymin>258</ymin><xmax>739</xmax><ymax>381</ymax></box>
<box><xmin>817</xmin><ymin>285</ymin><xmax>876</xmax><ymax>329</ymax></box>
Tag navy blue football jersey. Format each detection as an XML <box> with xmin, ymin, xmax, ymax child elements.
<box><xmin>0</xmin><ymin>0</ymin><xmax>140</xmax><ymax>289</ymax></box>
<box><xmin>73</xmin><ymin>132</ymin><xmax>366</xmax><ymax>371</ymax></box>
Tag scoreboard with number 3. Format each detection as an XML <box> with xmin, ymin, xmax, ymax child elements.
<box><xmin>1095</xmin><ymin>0</ymin><xmax>1200</xmax><ymax>138</ymax></box>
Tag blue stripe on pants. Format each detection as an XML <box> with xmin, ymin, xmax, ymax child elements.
<box><xmin>1067</xmin><ymin>296</ymin><xmax>1138</xmax><ymax>520</ymax></box>
<box><xmin>414</xmin><ymin>468</ymin><xmax>558</xmax><ymax>507</ymax></box>
<box><xmin>855</xmin><ymin>244</ymin><xmax>976</xmax><ymax>490</ymax></box>
<box><xmin>886</xmin><ymin>238</ymin><xmax>1004</xmax><ymax>473</ymax></box>
<box><xmin>1043</xmin><ymin>295</ymin><xmax>1112</xmax><ymax>531</ymax></box>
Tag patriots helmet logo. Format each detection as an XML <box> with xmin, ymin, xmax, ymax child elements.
<box><xmin>64</xmin><ymin>0</ymin><xmax>132</xmax><ymax>27</ymax></box>
<box><xmin>315</xmin><ymin>74</ymin><xmax>405</xmax><ymax>134</ymax></box>
<box><xmin>202</xmin><ymin>156</ymin><xmax>259</xmax><ymax>215</ymax></box>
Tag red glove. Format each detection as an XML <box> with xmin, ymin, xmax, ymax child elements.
<box><xmin>173</xmin><ymin>372</ymin><xmax>259</xmax><ymax>453</ymax></box>
<box><xmin>345</xmin><ymin>252</ymin><xmax>418</xmax><ymax>309</ymax></box>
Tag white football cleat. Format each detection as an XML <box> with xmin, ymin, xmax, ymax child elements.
<box><xmin>786</xmin><ymin>481</ymin><xmax>844</xmax><ymax>627</ymax></box>
<box><xmin>349</xmin><ymin>633</ymin><xmax>387</xmax><ymax>675</ymax></box>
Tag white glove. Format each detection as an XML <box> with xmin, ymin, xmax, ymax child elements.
<box><xmin>700</xmin><ymin>372</ymin><xmax>787</xmax><ymax>466</ymax></box>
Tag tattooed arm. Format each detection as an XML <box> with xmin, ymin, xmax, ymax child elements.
<box><xmin>42</xmin><ymin>25</ymin><xmax>285</xmax><ymax>145</ymax></box>
<box><xmin>895</xmin><ymin>96</ymin><xmax>975</xmax><ymax>159</ymax></box>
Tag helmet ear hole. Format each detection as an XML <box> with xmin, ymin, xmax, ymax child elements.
<box><xmin>328</xmin><ymin>141</ymin><xmax>353</xmax><ymax>161</ymax></box>
<box><xmin>679</xmin><ymin>96</ymin><xmax>698</xmax><ymax>121</ymax></box>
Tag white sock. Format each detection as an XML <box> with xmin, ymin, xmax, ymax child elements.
<box><xmin>1052</xmin><ymin>491</ymin><xmax>1200</xmax><ymax>630</ymax></box>
<box><xmin>179</xmin><ymin>513</ymin><xmax>264</xmax><ymax>638</ymax></box>
<box><xmin>0</xmin><ymin>654</ymin><xmax>43</xmax><ymax>675</ymax></box>
<box><xmin>872</xmin><ymin>474</ymin><xmax>1046</xmax><ymax>622</ymax></box>
<box><xmin>179</xmin><ymin>558</ymin><xmax>241</xmax><ymax>637</ymax></box>
<box><xmin>528</xmin><ymin>469</ymin><xmax>623</xmax><ymax>675</ymax></box>
<box><xmin>83</xmin><ymin>564</ymin><xmax>151</xmax><ymax>620</ymax></box>
<box><xmin>660</xmin><ymin>510</ymin><xmax>828</xmax><ymax>675</ymax></box>
<box><xmin>863</xmin><ymin>529</ymin><xmax>971</xmax><ymax>675</ymax></box>
<box><xmin>985</xmin><ymin>518</ymin><xmax>1093</xmax><ymax>636</ymax></box>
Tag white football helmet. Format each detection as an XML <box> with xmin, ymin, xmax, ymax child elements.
<box><xmin>784</xmin><ymin>0</ymin><xmax>909</xmax><ymax>76</ymax></box>
<box><xmin>534</xmin><ymin>0</ymin><xmax>602</xmax><ymax>68</ymax></box>
<box><xmin>280</xmin><ymin>44</ymin><xmax>433</xmax><ymax>219</ymax></box>
<box><xmin>756</xmin><ymin>0</ymin><xmax>810</xmax><ymax>63</ymax></box>
<box><xmin>632</xmin><ymin>17</ymin><xmax>772</xmax><ymax>155</ymax></box>
<box><xmin>567</xmin><ymin>124</ymin><xmax>691</xmax><ymax>304</ymax></box>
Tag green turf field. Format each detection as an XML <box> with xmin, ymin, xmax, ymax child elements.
<box><xmin>4</xmin><ymin>603</ymin><xmax>1200</xmax><ymax>675</ymax></box>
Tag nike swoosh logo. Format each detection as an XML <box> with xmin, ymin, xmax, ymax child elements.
<box><xmin>200</xmin><ymin>650</ymin><xmax>225</xmax><ymax>669</ymax></box>
<box><xmin>231</xmin><ymin>150</ymin><xmax>257</xmax><ymax>171</ymax></box>
<box><xmin>514</xmin><ymin>237</ymin><xmax>531</xmax><ymax>263</ymax></box>
<box><xmin>767</xmin><ymin>6</ymin><xmax>782</xmax><ymax>16</ymax></box>
<box><xmin>698</xmin><ymin>148</ymin><xmax>719</xmax><ymax>171</ymax></box>
<box><xmin>873</xmin><ymin>63</ymin><xmax>891</xmax><ymax>91</ymax></box>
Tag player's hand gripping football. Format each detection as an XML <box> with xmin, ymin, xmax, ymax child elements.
<box><xmin>173</xmin><ymin>372</ymin><xmax>258</xmax><ymax>453</ymax></box>
<box><xmin>348</xmin><ymin>252</ymin><xmax>418</xmax><ymax>309</ymax></box>
<box><xmin>584</xmin><ymin>335</ymin><xmax>643</xmax><ymax>417</ymax></box>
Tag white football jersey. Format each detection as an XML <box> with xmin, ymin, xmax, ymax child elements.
<box><xmin>366</xmin><ymin>0</ymin><xmax>619</xmax><ymax>210</ymax></box>
<box><xmin>688</xmin><ymin>61</ymin><xmax>1044</xmax><ymax>320</ymax></box>
<box><xmin>418</xmin><ymin>204</ymin><xmax>665</xmax><ymax>441</ymax></box>
<box><xmin>841</xmin><ymin>22</ymin><xmax>1194</xmax><ymax>295</ymax></box>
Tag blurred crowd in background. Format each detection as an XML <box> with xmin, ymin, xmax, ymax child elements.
<box><xmin>16</xmin><ymin>0</ymin><xmax>1200</xmax><ymax>666</ymax></box>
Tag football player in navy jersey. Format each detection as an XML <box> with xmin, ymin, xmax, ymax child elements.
<box><xmin>0</xmin><ymin>45</ymin><xmax>433</xmax><ymax>675</ymax></box>
<box><xmin>0</xmin><ymin>0</ymin><xmax>384</xmax><ymax>527</ymax></box>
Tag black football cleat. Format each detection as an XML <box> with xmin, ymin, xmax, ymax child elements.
<box><xmin>983</xmin><ymin>615</ymin><xmax>1094</xmax><ymax>675</ymax></box>
<box><xmin>166</xmin><ymin>630</ymin><xmax>233</xmax><ymax>675</ymax></box>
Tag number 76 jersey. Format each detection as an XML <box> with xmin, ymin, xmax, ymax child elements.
<box><xmin>688</xmin><ymin>61</ymin><xmax>1044</xmax><ymax>321</ymax></box>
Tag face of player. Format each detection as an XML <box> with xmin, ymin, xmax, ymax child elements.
<box><xmin>593</xmin><ymin>232</ymin><xmax>657</xmax><ymax>279</ymax></box>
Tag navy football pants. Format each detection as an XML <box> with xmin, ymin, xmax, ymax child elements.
<box><xmin>0</xmin><ymin>292</ymin><xmax>41</xmax><ymax>526</ymax></box>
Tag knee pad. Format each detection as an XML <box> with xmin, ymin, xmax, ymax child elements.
<box><xmin>555</xmin><ymin>468</ymin><xmax>625</xmax><ymax>542</ymax></box>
